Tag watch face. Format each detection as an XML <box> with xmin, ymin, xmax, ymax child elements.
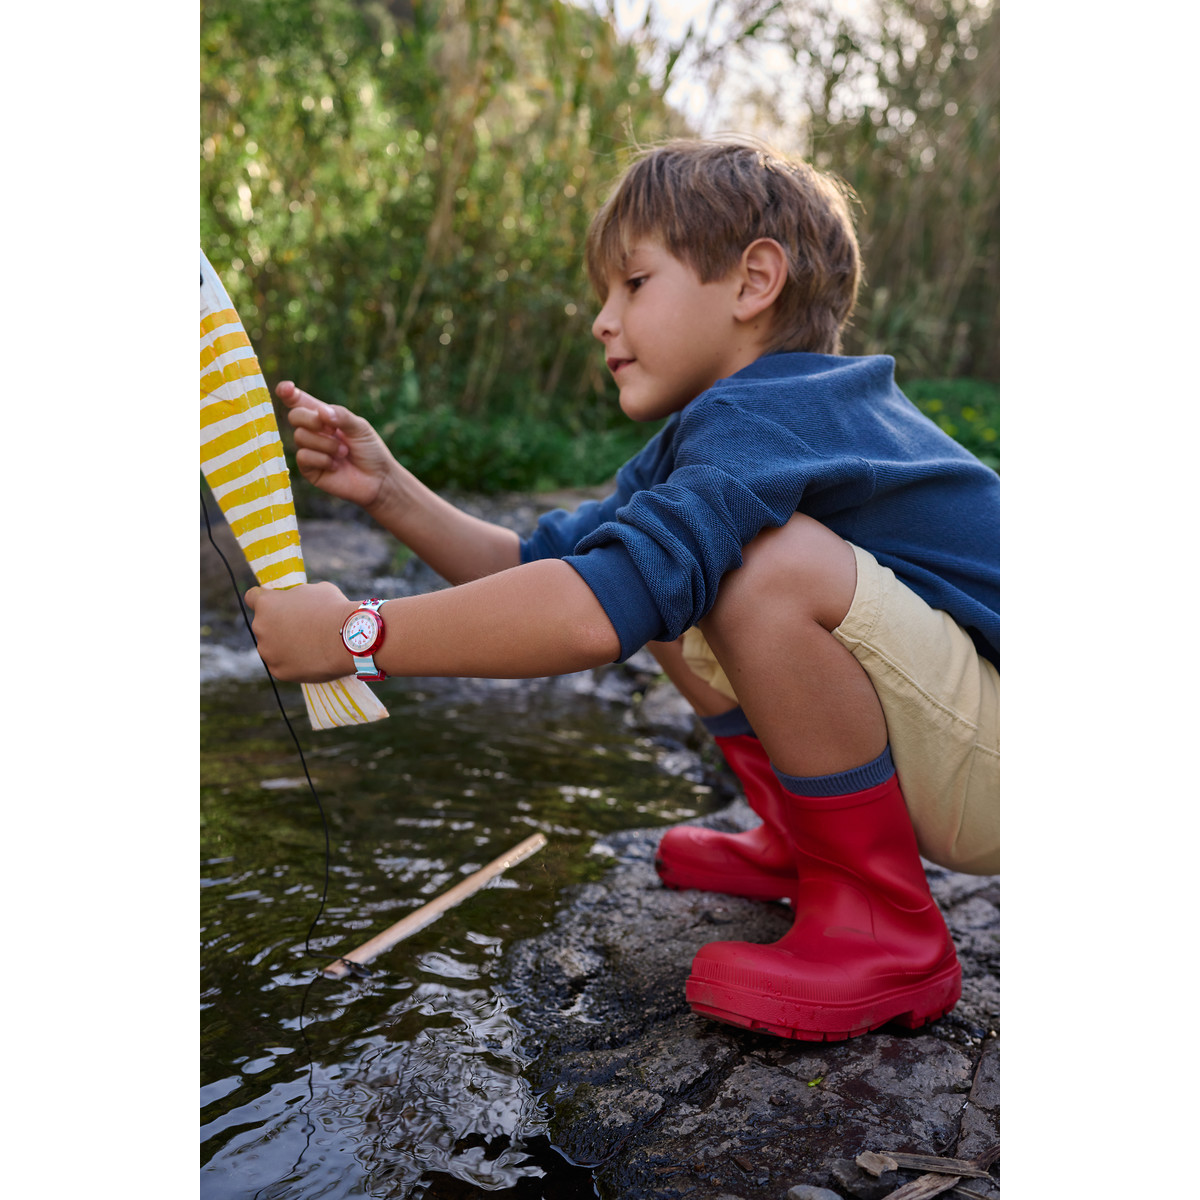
<box><xmin>342</xmin><ymin>609</ymin><xmax>383</xmax><ymax>656</ymax></box>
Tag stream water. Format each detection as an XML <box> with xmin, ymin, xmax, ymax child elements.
<box><xmin>200</xmin><ymin>668</ymin><xmax>716</xmax><ymax>1199</ymax></box>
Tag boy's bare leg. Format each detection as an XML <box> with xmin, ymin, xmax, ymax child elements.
<box><xmin>645</xmin><ymin>637</ymin><xmax>738</xmax><ymax>719</ymax></box>
<box><xmin>686</xmin><ymin>514</ymin><xmax>962</xmax><ymax>1042</ymax></box>
<box><xmin>697</xmin><ymin>513</ymin><xmax>887</xmax><ymax>779</ymax></box>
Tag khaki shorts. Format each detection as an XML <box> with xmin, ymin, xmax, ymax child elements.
<box><xmin>681</xmin><ymin>543</ymin><xmax>999</xmax><ymax>875</ymax></box>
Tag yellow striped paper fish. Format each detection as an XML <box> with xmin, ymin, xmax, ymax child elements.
<box><xmin>200</xmin><ymin>248</ymin><xmax>389</xmax><ymax>731</ymax></box>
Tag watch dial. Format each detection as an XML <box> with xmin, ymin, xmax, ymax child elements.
<box><xmin>344</xmin><ymin>611</ymin><xmax>381</xmax><ymax>653</ymax></box>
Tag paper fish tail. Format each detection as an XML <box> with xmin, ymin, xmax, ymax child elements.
<box><xmin>301</xmin><ymin>678</ymin><xmax>390</xmax><ymax>730</ymax></box>
<box><xmin>201</xmin><ymin>248</ymin><xmax>389</xmax><ymax>729</ymax></box>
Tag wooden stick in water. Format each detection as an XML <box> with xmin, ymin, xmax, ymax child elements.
<box><xmin>322</xmin><ymin>832</ymin><xmax>548</xmax><ymax>979</ymax></box>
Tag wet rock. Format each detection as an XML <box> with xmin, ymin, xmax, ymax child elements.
<box><xmin>632</xmin><ymin>678</ymin><xmax>704</xmax><ymax>743</ymax></box>
<box><xmin>787</xmin><ymin>1187</ymin><xmax>845</xmax><ymax>1200</ymax></box>
<box><xmin>829</xmin><ymin>1157</ymin><xmax>897</xmax><ymax>1198</ymax></box>
<box><xmin>200</xmin><ymin>642</ymin><xmax>265</xmax><ymax>685</ymax></box>
<box><xmin>300</xmin><ymin>519</ymin><xmax>394</xmax><ymax>578</ymax></box>
<box><xmin>956</xmin><ymin>1035</ymin><xmax>1000</xmax><ymax>1166</ymax></box>
<box><xmin>501</xmin><ymin>815</ymin><xmax>1000</xmax><ymax>1200</ymax></box>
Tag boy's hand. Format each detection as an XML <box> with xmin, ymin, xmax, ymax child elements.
<box><xmin>276</xmin><ymin>380</ymin><xmax>396</xmax><ymax>512</ymax></box>
<box><xmin>244</xmin><ymin>581</ymin><xmax>358</xmax><ymax>683</ymax></box>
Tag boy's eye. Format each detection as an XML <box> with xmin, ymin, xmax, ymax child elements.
<box><xmin>626</xmin><ymin>275</ymin><xmax>647</xmax><ymax>292</ymax></box>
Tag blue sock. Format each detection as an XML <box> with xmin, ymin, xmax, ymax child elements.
<box><xmin>700</xmin><ymin>707</ymin><xmax>755</xmax><ymax>739</ymax></box>
<box><xmin>773</xmin><ymin>746</ymin><xmax>896</xmax><ymax>798</ymax></box>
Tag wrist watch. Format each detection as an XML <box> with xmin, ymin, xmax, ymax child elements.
<box><xmin>340</xmin><ymin>599</ymin><xmax>387</xmax><ymax>681</ymax></box>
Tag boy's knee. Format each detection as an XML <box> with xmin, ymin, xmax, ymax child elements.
<box><xmin>703</xmin><ymin>513</ymin><xmax>857</xmax><ymax>637</ymax></box>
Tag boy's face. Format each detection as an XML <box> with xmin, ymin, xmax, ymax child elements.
<box><xmin>591</xmin><ymin>240</ymin><xmax>759</xmax><ymax>423</ymax></box>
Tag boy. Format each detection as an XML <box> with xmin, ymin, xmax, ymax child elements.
<box><xmin>246</xmin><ymin>137</ymin><xmax>999</xmax><ymax>1043</ymax></box>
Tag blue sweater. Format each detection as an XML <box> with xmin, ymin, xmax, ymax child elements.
<box><xmin>520</xmin><ymin>353</ymin><xmax>1000</xmax><ymax>668</ymax></box>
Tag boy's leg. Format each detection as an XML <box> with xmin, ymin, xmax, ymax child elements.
<box><xmin>647</xmin><ymin>638</ymin><xmax>797</xmax><ymax>902</ymax></box>
<box><xmin>685</xmin><ymin>514</ymin><xmax>961</xmax><ymax>1040</ymax></box>
<box><xmin>645</xmin><ymin>636</ymin><xmax>735</xmax><ymax>718</ymax></box>
<box><xmin>696</xmin><ymin>516</ymin><xmax>888</xmax><ymax>778</ymax></box>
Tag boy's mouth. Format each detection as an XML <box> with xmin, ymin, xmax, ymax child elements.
<box><xmin>607</xmin><ymin>357</ymin><xmax>634</xmax><ymax>375</ymax></box>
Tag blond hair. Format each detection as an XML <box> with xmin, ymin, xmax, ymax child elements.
<box><xmin>586</xmin><ymin>138</ymin><xmax>862</xmax><ymax>355</ymax></box>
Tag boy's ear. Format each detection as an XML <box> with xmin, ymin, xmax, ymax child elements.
<box><xmin>733</xmin><ymin>238</ymin><xmax>788</xmax><ymax>322</ymax></box>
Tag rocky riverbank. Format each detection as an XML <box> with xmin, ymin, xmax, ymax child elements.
<box><xmin>200</xmin><ymin>490</ymin><xmax>1000</xmax><ymax>1200</ymax></box>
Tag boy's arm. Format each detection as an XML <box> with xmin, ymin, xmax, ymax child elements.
<box><xmin>244</xmin><ymin>559</ymin><xmax>621</xmax><ymax>683</ymax></box>
<box><xmin>369</xmin><ymin>464</ymin><xmax>522</xmax><ymax>583</ymax></box>
<box><xmin>279</xmin><ymin>381</ymin><xmax>520</xmax><ymax>583</ymax></box>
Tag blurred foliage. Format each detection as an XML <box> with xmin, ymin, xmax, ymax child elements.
<box><xmin>201</xmin><ymin>0</ymin><xmax>685</xmax><ymax>493</ymax></box>
<box><xmin>907</xmin><ymin>377</ymin><xmax>999</xmax><ymax>472</ymax></box>
<box><xmin>806</xmin><ymin>0</ymin><xmax>999</xmax><ymax>382</ymax></box>
<box><xmin>632</xmin><ymin>0</ymin><xmax>999</xmax><ymax>382</ymax></box>
<box><xmin>201</xmin><ymin>0</ymin><xmax>999</xmax><ymax>495</ymax></box>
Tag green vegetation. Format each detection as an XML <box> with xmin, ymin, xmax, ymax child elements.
<box><xmin>202</xmin><ymin>0</ymin><xmax>998</xmax><ymax>497</ymax></box>
<box><xmin>377</xmin><ymin>400</ymin><xmax>667</xmax><ymax>492</ymax></box>
<box><xmin>907</xmin><ymin>378</ymin><xmax>999</xmax><ymax>473</ymax></box>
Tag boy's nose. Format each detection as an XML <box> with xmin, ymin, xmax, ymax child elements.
<box><xmin>592</xmin><ymin>300</ymin><xmax>617</xmax><ymax>342</ymax></box>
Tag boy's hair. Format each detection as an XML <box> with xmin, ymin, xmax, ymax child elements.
<box><xmin>586</xmin><ymin>138</ymin><xmax>862</xmax><ymax>355</ymax></box>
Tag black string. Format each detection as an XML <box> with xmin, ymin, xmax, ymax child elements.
<box><xmin>201</xmin><ymin>486</ymin><xmax>369</xmax><ymax>978</ymax></box>
<box><xmin>249</xmin><ymin>974</ymin><xmax>321</xmax><ymax>1200</ymax></box>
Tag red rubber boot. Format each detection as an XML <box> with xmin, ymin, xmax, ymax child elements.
<box><xmin>686</xmin><ymin>771</ymin><xmax>961</xmax><ymax>1041</ymax></box>
<box><xmin>655</xmin><ymin>733</ymin><xmax>797</xmax><ymax>903</ymax></box>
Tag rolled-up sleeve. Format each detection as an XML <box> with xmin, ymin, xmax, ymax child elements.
<box><xmin>519</xmin><ymin>419</ymin><xmax>680</xmax><ymax>566</ymax></box>
<box><xmin>563</xmin><ymin>464</ymin><xmax>798</xmax><ymax>659</ymax></box>
<box><xmin>522</xmin><ymin>395</ymin><xmax>874</xmax><ymax>662</ymax></box>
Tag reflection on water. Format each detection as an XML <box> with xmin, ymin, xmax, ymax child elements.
<box><xmin>204</xmin><ymin>980</ymin><xmax>552</xmax><ymax>1198</ymax></box>
<box><xmin>201</xmin><ymin>672</ymin><xmax>713</xmax><ymax>1198</ymax></box>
